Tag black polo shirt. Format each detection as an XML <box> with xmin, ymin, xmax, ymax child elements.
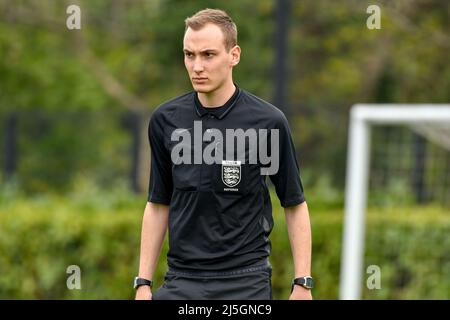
<box><xmin>147</xmin><ymin>85</ymin><xmax>305</xmax><ymax>271</ymax></box>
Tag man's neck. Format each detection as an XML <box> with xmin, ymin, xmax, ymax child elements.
<box><xmin>197</xmin><ymin>81</ymin><xmax>236</xmax><ymax>108</ymax></box>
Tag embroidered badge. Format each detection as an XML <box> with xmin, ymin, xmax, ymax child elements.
<box><xmin>221</xmin><ymin>160</ymin><xmax>241</xmax><ymax>189</ymax></box>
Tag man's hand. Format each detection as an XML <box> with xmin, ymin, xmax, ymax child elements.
<box><xmin>135</xmin><ymin>285</ymin><xmax>152</xmax><ymax>300</ymax></box>
<box><xmin>289</xmin><ymin>285</ymin><xmax>313</xmax><ymax>300</ymax></box>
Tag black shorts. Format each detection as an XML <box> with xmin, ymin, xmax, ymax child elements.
<box><xmin>152</xmin><ymin>260</ymin><xmax>273</xmax><ymax>300</ymax></box>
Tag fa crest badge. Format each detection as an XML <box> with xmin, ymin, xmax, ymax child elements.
<box><xmin>221</xmin><ymin>160</ymin><xmax>241</xmax><ymax>188</ymax></box>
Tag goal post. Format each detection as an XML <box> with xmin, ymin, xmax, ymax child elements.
<box><xmin>339</xmin><ymin>104</ymin><xmax>450</xmax><ymax>300</ymax></box>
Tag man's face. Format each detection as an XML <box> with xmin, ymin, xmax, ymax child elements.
<box><xmin>183</xmin><ymin>23</ymin><xmax>240</xmax><ymax>94</ymax></box>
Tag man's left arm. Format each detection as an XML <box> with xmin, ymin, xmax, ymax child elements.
<box><xmin>285</xmin><ymin>201</ymin><xmax>313</xmax><ymax>300</ymax></box>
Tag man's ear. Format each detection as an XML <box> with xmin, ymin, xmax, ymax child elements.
<box><xmin>230</xmin><ymin>45</ymin><xmax>241</xmax><ymax>67</ymax></box>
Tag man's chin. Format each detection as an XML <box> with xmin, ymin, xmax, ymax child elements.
<box><xmin>192</xmin><ymin>83</ymin><xmax>213</xmax><ymax>93</ymax></box>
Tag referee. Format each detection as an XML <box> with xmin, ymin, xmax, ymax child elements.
<box><xmin>135</xmin><ymin>8</ymin><xmax>313</xmax><ymax>300</ymax></box>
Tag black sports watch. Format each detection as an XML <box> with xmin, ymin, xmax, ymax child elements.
<box><xmin>134</xmin><ymin>277</ymin><xmax>153</xmax><ymax>290</ymax></box>
<box><xmin>291</xmin><ymin>276</ymin><xmax>314</xmax><ymax>292</ymax></box>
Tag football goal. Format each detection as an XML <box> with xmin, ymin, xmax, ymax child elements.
<box><xmin>339</xmin><ymin>104</ymin><xmax>450</xmax><ymax>300</ymax></box>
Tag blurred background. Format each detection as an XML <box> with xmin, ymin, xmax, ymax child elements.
<box><xmin>0</xmin><ymin>0</ymin><xmax>448</xmax><ymax>299</ymax></box>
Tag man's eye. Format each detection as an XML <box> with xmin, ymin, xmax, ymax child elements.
<box><xmin>185</xmin><ymin>52</ymin><xmax>193</xmax><ymax>57</ymax></box>
<box><xmin>206</xmin><ymin>53</ymin><xmax>214</xmax><ymax>57</ymax></box>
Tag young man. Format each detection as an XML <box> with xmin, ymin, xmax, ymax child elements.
<box><xmin>135</xmin><ymin>8</ymin><xmax>312</xmax><ymax>300</ymax></box>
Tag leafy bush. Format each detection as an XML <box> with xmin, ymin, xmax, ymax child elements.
<box><xmin>0</xmin><ymin>189</ymin><xmax>448</xmax><ymax>299</ymax></box>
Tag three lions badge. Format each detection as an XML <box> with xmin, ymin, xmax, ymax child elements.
<box><xmin>221</xmin><ymin>160</ymin><xmax>241</xmax><ymax>191</ymax></box>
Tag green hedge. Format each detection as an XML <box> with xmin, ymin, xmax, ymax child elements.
<box><xmin>0</xmin><ymin>190</ymin><xmax>448</xmax><ymax>299</ymax></box>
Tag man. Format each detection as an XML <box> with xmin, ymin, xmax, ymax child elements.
<box><xmin>135</xmin><ymin>8</ymin><xmax>312</xmax><ymax>300</ymax></box>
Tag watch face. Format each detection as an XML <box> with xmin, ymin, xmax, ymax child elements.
<box><xmin>305</xmin><ymin>277</ymin><xmax>313</xmax><ymax>288</ymax></box>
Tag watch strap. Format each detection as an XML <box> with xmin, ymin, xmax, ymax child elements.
<box><xmin>291</xmin><ymin>276</ymin><xmax>314</xmax><ymax>292</ymax></box>
<box><xmin>134</xmin><ymin>277</ymin><xmax>153</xmax><ymax>290</ymax></box>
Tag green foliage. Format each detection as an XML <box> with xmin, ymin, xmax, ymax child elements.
<box><xmin>0</xmin><ymin>110</ymin><xmax>131</xmax><ymax>194</ymax></box>
<box><xmin>1</xmin><ymin>0</ymin><xmax>449</xmax><ymax>196</ymax></box>
<box><xmin>300</xmin><ymin>171</ymin><xmax>345</xmax><ymax>210</ymax></box>
<box><xmin>363</xmin><ymin>206</ymin><xmax>450</xmax><ymax>299</ymax></box>
<box><xmin>0</xmin><ymin>1</ymin><xmax>448</xmax><ymax>299</ymax></box>
<box><xmin>0</xmin><ymin>188</ymin><xmax>448</xmax><ymax>299</ymax></box>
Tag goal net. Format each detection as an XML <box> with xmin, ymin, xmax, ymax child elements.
<box><xmin>339</xmin><ymin>104</ymin><xmax>450</xmax><ymax>299</ymax></box>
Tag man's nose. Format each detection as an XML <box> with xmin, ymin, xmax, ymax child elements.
<box><xmin>193</xmin><ymin>58</ymin><xmax>204</xmax><ymax>73</ymax></box>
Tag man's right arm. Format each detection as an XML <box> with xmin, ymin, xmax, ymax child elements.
<box><xmin>135</xmin><ymin>201</ymin><xmax>169</xmax><ymax>300</ymax></box>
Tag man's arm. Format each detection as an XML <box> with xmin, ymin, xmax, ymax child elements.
<box><xmin>284</xmin><ymin>201</ymin><xmax>313</xmax><ymax>300</ymax></box>
<box><xmin>135</xmin><ymin>201</ymin><xmax>169</xmax><ymax>300</ymax></box>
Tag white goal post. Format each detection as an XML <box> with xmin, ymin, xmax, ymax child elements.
<box><xmin>339</xmin><ymin>104</ymin><xmax>450</xmax><ymax>300</ymax></box>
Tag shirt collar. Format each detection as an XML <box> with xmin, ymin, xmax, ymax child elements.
<box><xmin>194</xmin><ymin>84</ymin><xmax>241</xmax><ymax>120</ymax></box>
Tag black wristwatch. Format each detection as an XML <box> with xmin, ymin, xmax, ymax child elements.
<box><xmin>291</xmin><ymin>276</ymin><xmax>314</xmax><ymax>292</ymax></box>
<box><xmin>134</xmin><ymin>277</ymin><xmax>153</xmax><ymax>290</ymax></box>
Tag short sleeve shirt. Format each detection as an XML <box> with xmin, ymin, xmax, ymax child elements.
<box><xmin>148</xmin><ymin>85</ymin><xmax>305</xmax><ymax>271</ymax></box>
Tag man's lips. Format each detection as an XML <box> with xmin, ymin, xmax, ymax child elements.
<box><xmin>192</xmin><ymin>77</ymin><xmax>208</xmax><ymax>83</ymax></box>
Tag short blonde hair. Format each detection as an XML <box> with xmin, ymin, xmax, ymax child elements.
<box><xmin>185</xmin><ymin>8</ymin><xmax>238</xmax><ymax>51</ymax></box>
